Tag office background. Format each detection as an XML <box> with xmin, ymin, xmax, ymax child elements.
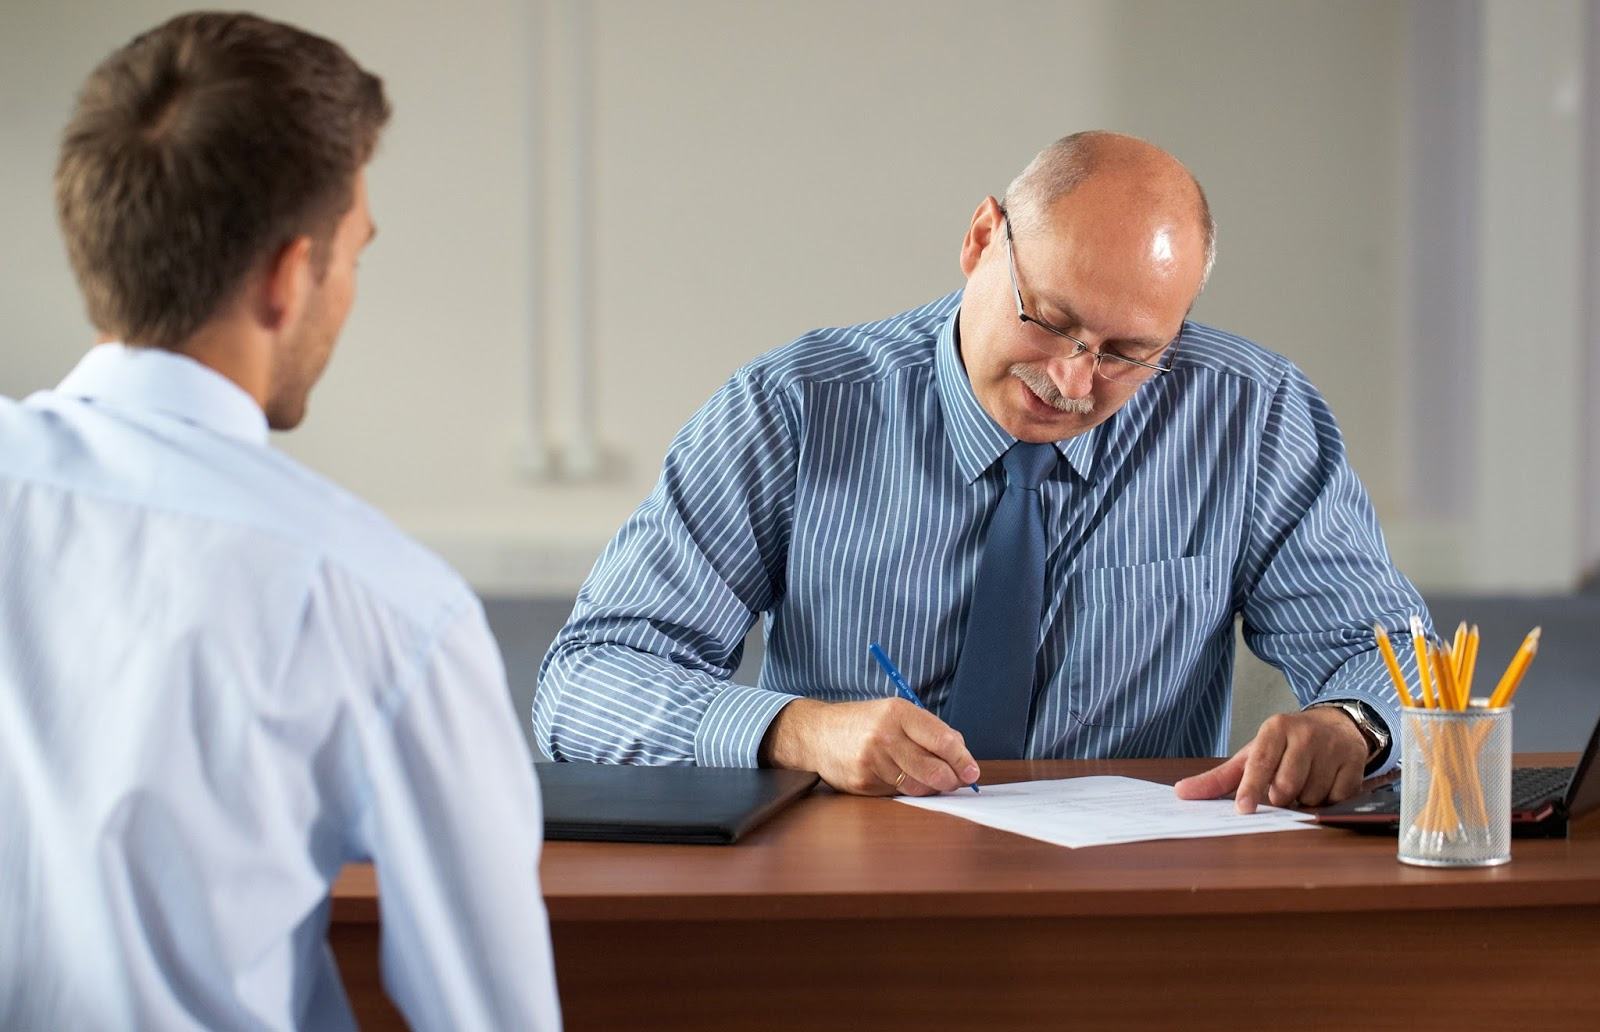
<box><xmin>3</xmin><ymin>0</ymin><xmax>1597</xmax><ymax>755</ymax></box>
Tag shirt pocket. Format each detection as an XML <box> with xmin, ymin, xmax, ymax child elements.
<box><xmin>1063</xmin><ymin>554</ymin><xmax>1228</xmax><ymax>728</ymax></box>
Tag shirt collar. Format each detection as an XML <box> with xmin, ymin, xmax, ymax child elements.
<box><xmin>55</xmin><ymin>343</ymin><xmax>269</xmax><ymax>446</ymax></box>
<box><xmin>933</xmin><ymin>301</ymin><xmax>1101</xmax><ymax>485</ymax></box>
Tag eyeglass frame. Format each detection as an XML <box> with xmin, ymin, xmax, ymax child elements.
<box><xmin>999</xmin><ymin>208</ymin><xmax>1178</xmax><ymax>381</ymax></box>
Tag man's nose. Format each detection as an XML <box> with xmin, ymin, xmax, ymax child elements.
<box><xmin>1046</xmin><ymin>347</ymin><xmax>1097</xmax><ymax>398</ymax></box>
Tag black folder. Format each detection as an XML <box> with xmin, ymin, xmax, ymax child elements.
<box><xmin>535</xmin><ymin>762</ymin><xmax>820</xmax><ymax>844</ymax></box>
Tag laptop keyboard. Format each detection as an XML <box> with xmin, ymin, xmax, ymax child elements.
<box><xmin>1511</xmin><ymin>766</ymin><xmax>1571</xmax><ymax>810</ymax></box>
<box><xmin>1355</xmin><ymin>765</ymin><xmax>1569</xmax><ymax>814</ymax></box>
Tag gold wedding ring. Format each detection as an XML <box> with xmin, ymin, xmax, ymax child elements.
<box><xmin>893</xmin><ymin>771</ymin><xmax>907</xmax><ymax>789</ymax></box>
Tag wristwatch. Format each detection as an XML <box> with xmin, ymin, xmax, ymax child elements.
<box><xmin>1308</xmin><ymin>699</ymin><xmax>1391</xmax><ymax>774</ymax></box>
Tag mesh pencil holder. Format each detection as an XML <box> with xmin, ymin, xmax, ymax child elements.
<box><xmin>1398</xmin><ymin>705</ymin><xmax>1512</xmax><ymax>867</ymax></box>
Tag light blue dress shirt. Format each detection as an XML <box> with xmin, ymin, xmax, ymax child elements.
<box><xmin>0</xmin><ymin>345</ymin><xmax>560</xmax><ymax>1031</ymax></box>
<box><xmin>537</xmin><ymin>292</ymin><xmax>1430</xmax><ymax>774</ymax></box>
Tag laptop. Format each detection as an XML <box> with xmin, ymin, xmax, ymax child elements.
<box><xmin>536</xmin><ymin>762</ymin><xmax>820</xmax><ymax>844</ymax></box>
<box><xmin>1315</xmin><ymin>707</ymin><xmax>1600</xmax><ymax>837</ymax></box>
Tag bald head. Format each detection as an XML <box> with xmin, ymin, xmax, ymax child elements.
<box><xmin>1003</xmin><ymin>131</ymin><xmax>1216</xmax><ymax>289</ymax></box>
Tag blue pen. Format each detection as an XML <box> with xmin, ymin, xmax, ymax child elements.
<box><xmin>868</xmin><ymin>642</ymin><xmax>980</xmax><ymax>793</ymax></box>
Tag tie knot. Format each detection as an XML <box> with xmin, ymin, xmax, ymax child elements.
<box><xmin>1002</xmin><ymin>442</ymin><xmax>1057</xmax><ymax>490</ymax></box>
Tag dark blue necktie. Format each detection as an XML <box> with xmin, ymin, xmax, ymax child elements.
<box><xmin>942</xmin><ymin>441</ymin><xmax>1057</xmax><ymax>758</ymax></box>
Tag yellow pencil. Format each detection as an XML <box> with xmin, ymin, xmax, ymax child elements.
<box><xmin>1449</xmin><ymin>641</ymin><xmax>1468</xmax><ymax>709</ymax></box>
<box><xmin>1461</xmin><ymin>624</ymin><xmax>1480</xmax><ymax>701</ymax></box>
<box><xmin>1437</xmin><ymin>642</ymin><xmax>1463</xmax><ymax>710</ymax></box>
<box><xmin>1431</xmin><ymin>643</ymin><xmax>1460</xmax><ymax>711</ymax></box>
<box><xmin>1451</xmin><ymin>621</ymin><xmax>1468</xmax><ymax>680</ymax></box>
<box><xmin>1372</xmin><ymin>624</ymin><xmax>1417</xmax><ymax>708</ymax></box>
<box><xmin>1411</xmin><ymin>615</ymin><xmax>1436</xmax><ymax>709</ymax></box>
<box><xmin>1489</xmin><ymin>627</ymin><xmax>1542</xmax><ymax>708</ymax></box>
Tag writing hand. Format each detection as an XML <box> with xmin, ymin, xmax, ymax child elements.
<box><xmin>759</xmin><ymin>697</ymin><xmax>981</xmax><ymax>796</ymax></box>
<box><xmin>1172</xmin><ymin>708</ymin><xmax>1367</xmax><ymax>813</ymax></box>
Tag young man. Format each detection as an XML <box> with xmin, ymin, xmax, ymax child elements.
<box><xmin>538</xmin><ymin>132</ymin><xmax>1429</xmax><ymax>813</ymax></box>
<box><xmin>0</xmin><ymin>13</ymin><xmax>559</xmax><ymax>1029</ymax></box>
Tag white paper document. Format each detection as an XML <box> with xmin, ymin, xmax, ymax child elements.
<box><xmin>895</xmin><ymin>775</ymin><xmax>1320</xmax><ymax>849</ymax></box>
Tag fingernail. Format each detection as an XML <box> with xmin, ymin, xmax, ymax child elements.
<box><xmin>962</xmin><ymin>764</ymin><xmax>980</xmax><ymax>781</ymax></box>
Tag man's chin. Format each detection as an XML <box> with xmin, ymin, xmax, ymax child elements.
<box><xmin>991</xmin><ymin>404</ymin><xmax>1083</xmax><ymax>444</ymax></box>
<box><xmin>1005</xmin><ymin>390</ymin><xmax>1095</xmax><ymax>443</ymax></box>
<box><xmin>264</xmin><ymin>396</ymin><xmax>308</xmax><ymax>431</ymax></box>
<box><xmin>1013</xmin><ymin>420</ymin><xmax>1086</xmax><ymax>444</ymax></box>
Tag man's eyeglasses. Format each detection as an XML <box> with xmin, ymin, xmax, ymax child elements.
<box><xmin>1001</xmin><ymin>210</ymin><xmax>1177</xmax><ymax>385</ymax></box>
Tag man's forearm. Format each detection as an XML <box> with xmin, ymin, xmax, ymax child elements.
<box><xmin>537</xmin><ymin>638</ymin><xmax>802</xmax><ymax>766</ymax></box>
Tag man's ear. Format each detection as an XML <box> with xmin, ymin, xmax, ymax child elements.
<box><xmin>254</xmin><ymin>235</ymin><xmax>314</xmax><ymax>332</ymax></box>
<box><xmin>959</xmin><ymin>196</ymin><xmax>1004</xmax><ymax>279</ymax></box>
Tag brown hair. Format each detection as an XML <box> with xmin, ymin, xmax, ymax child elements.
<box><xmin>54</xmin><ymin>12</ymin><xmax>391</xmax><ymax>349</ymax></box>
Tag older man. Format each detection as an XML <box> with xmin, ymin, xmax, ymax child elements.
<box><xmin>0</xmin><ymin>13</ymin><xmax>559</xmax><ymax>1029</ymax></box>
<box><xmin>538</xmin><ymin>131</ymin><xmax>1428</xmax><ymax>814</ymax></box>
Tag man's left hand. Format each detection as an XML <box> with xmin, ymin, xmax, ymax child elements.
<box><xmin>1172</xmin><ymin>707</ymin><xmax>1369</xmax><ymax>813</ymax></box>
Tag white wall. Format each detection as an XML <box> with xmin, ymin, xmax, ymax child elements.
<box><xmin>4</xmin><ymin>0</ymin><xmax>1586</xmax><ymax>594</ymax></box>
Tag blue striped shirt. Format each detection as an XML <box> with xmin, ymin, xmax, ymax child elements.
<box><xmin>536</xmin><ymin>291</ymin><xmax>1429</xmax><ymax>775</ymax></box>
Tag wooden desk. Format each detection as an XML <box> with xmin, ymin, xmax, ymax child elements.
<box><xmin>331</xmin><ymin>757</ymin><xmax>1600</xmax><ymax>1030</ymax></box>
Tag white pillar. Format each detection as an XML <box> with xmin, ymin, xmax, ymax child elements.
<box><xmin>1472</xmin><ymin>0</ymin><xmax>1586</xmax><ymax>590</ymax></box>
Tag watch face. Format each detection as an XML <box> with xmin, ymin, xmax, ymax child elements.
<box><xmin>1320</xmin><ymin>701</ymin><xmax>1387</xmax><ymax>759</ymax></box>
<box><xmin>1354</xmin><ymin>704</ymin><xmax>1389</xmax><ymax>745</ymax></box>
<box><xmin>1350</xmin><ymin>707</ymin><xmax>1390</xmax><ymax>767</ymax></box>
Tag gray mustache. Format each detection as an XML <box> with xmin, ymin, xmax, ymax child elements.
<box><xmin>1009</xmin><ymin>364</ymin><xmax>1093</xmax><ymax>414</ymax></box>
